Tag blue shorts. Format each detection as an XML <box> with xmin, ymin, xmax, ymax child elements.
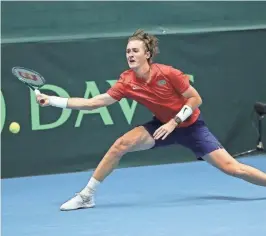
<box><xmin>142</xmin><ymin>115</ymin><xmax>223</xmax><ymax>160</ymax></box>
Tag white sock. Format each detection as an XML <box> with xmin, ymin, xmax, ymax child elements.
<box><xmin>80</xmin><ymin>177</ymin><xmax>100</xmax><ymax>196</ymax></box>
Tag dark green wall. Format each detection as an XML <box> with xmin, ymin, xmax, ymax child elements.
<box><xmin>1</xmin><ymin>2</ymin><xmax>266</xmax><ymax>178</ymax></box>
<box><xmin>2</xmin><ymin>1</ymin><xmax>266</xmax><ymax>43</ymax></box>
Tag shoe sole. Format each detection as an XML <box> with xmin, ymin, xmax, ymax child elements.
<box><xmin>60</xmin><ymin>204</ymin><xmax>95</xmax><ymax>211</ymax></box>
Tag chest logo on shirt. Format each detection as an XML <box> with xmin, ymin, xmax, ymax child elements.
<box><xmin>132</xmin><ymin>85</ymin><xmax>140</xmax><ymax>90</ymax></box>
<box><xmin>157</xmin><ymin>80</ymin><xmax>166</xmax><ymax>86</ymax></box>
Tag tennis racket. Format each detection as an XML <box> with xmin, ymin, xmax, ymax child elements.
<box><xmin>12</xmin><ymin>67</ymin><xmax>46</xmax><ymax>104</ymax></box>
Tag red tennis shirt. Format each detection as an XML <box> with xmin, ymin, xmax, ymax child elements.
<box><xmin>107</xmin><ymin>63</ymin><xmax>200</xmax><ymax>127</ymax></box>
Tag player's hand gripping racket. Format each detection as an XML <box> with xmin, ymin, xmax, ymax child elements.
<box><xmin>12</xmin><ymin>67</ymin><xmax>46</xmax><ymax>105</ymax></box>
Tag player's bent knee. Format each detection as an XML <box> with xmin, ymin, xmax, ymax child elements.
<box><xmin>112</xmin><ymin>137</ymin><xmax>136</xmax><ymax>154</ymax></box>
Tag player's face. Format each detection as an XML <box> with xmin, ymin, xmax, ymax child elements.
<box><xmin>126</xmin><ymin>40</ymin><xmax>150</xmax><ymax>69</ymax></box>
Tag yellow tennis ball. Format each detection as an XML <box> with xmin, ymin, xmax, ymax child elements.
<box><xmin>9</xmin><ymin>122</ymin><xmax>20</xmax><ymax>134</ymax></box>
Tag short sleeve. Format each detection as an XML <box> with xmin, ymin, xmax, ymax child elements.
<box><xmin>106</xmin><ymin>78</ymin><xmax>126</xmax><ymax>101</ymax></box>
<box><xmin>168</xmin><ymin>67</ymin><xmax>190</xmax><ymax>94</ymax></box>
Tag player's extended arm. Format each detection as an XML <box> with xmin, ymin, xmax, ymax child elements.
<box><xmin>36</xmin><ymin>93</ymin><xmax>117</xmax><ymax>110</ymax></box>
<box><xmin>66</xmin><ymin>93</ymin><xmax>117</xmax><ymax>110</ymax></box>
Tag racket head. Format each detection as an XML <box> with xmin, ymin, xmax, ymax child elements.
<box><xmin>12</xmin><ymin>67</ymin><xmax>46</xmax><ymax>88</ymax></box>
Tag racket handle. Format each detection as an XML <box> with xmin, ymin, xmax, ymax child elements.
<box><xmin>34</xmin><ymin>89</ymin><xmax>45</xmax><ymax>104</ymax></box>
<box><xmin>34</xmin><ymin>89</ymin><xmax>41</xmax><ymax>96</ymax></box>
<box><xmin>34</xmin><ymin>89</ymin><xmax>41</xmax><ymax>95</ymax></box>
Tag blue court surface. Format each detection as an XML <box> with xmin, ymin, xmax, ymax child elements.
<box><xmin>2</xmin><ymin>155</ymin><xmax>266</xmax><ymax>236</ymax></box>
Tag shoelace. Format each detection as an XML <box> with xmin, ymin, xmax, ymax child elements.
<box><xmin>75</xmin><ymin>193</ymin><xmax>91</xmax><ymax>203</ymax></box>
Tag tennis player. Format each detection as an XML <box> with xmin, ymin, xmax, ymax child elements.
<box><xmin>36</xmin><ymin>30</ymin><xmax>266</xmax><ymax>211</ymax></box>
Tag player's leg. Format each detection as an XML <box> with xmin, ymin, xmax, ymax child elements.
<box><xmin>179</xmin><ymin>115</ymin><xmax>266</xmax><ymax>186</ymax></box>
<box><xmin>91</xmin><ymin>125</ymin><xmax>155</xmax><ymax>182</ymax></box>
<box><xmin>60</xmin><ymin>117</ymin><xmax>179</xmax><ymax>210</ymax></box>
<box><xmin>60</xmin><ymin>125</ymin><xmax>156</xmax><ymax>210</ymax></box>
<box><xmin>91</xmin><ymin>116</ymin><xmax>183</xmax><ymax>183</ymax></box>
<box><xmin>202</xmin><ymin>148</ymin><xmax>266</xmax><ymax>186</ymax></box>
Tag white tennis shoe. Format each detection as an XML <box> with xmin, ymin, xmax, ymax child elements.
<box><xmin>60</xmin><ymin>193</ymin><xmax>95</xmax><ymax>211</ymax></box>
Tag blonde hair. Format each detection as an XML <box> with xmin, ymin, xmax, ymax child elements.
<box><xmin>128</xmin><ymin>29</ymin><xmax>159</xmax><ymax>63</ymax></box>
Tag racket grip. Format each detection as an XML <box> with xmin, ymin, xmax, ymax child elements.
<box><xmin>34</xmin><ymin>89</ymin><xmax>41</xmax><ymax>96</ymax></box>
<box><xmin>34</xmin><ymin>89</ymin><xmax>45</xmax><ymax>104</ymax></box>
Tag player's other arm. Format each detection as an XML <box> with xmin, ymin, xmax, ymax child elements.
<box><xmin>181</xmin><ymin>85</ymin><xmax>202</xmax><ymax>110</ymax></box>
<box><xmin>172</xmin><ymin>85</ymin><xmax>202</xmax><ymax>125</ymax></box>
<box><xmin>168</xmin><ymin>67</ymin><xmax>202</xmax><ymax>124</ymax></box>
<box><xmin>36</xmin><ymin>93</ymin><xmax>118</xmax><ymax>110</ymax></box>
